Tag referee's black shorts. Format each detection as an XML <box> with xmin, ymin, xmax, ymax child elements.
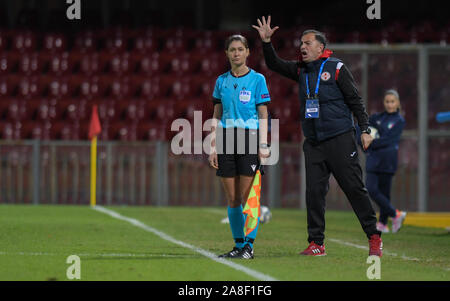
<box><xmin>215</xmin><ymin>127</ymin><xmax>259</xmax><ymax>178</ymax></box>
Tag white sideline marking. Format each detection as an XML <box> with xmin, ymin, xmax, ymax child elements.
<box><xmin>329</xmin><ymin>238</ymin><xmax>421</xmax><ymax>261</ymax></box>
<box><xmin>0</xmin><ymin>251</ymin><xmax>196</xmax><ymax>258</ymax></box>
<box><xmin>92</xmin><ymin>205</ymin><xmax>278</xmax><ymax>281</ymax></box>
<box><xmin>329</xmin><ymin>238</ymin><xmax>450</xmax><ymax>272</ymax></box>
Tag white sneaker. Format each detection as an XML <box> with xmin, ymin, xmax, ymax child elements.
<box><xmin>376</xmin><ymin>222</ymin><xmax>390</xmax><ymax>233</ymax></box>
<box><xmin>391</xmin><ymin>210</ymin><xmax>407</xmax><ymax>233</ymax></box>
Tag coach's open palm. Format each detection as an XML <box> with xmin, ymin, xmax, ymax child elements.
<box><xmin>252</xmin><ymin>15</ymin><xmax>279</xmax><ymax>43</ymax></box>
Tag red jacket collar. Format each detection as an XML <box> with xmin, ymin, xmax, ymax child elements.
<box><xmin>320</xmin><ymin>49</ymin><xmax>333</xmax><ymax>58</ymax></box>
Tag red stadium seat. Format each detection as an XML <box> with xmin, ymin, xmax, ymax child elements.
<box><xmin>117</xmin><ymin>99</ymin><xmax>147</xmax><ymax>121</ymax></box>
<box><xmin>191</xmin><ymin>74</ymin><xmax>216</xmax><ymax>98</ymax></box>
<box><xmin>168</xmin><ymin>53</ymin><xmax>197</xmax><ymax>74</ymax></box>
<box><xmin>133</xmin><ymin>35</ymin><xmax>158</xmax><ymax>53</ymax></box>
<box><xmin>11</xmin><ymin>31</ymin><xmax>37</xmax><ymax>53</ymax></box>
<box><xmin>17</xmin><ymin>52</ymin><xmax>42</xmax><ymax>75</ymax></box>
<box><xmin>42</xmin><ymin>33</ymin><xmax>67</xmax><ymax>53</ymax></box>
<box><xmin>168</xmin><ymin>77</ymin><xmax>195</xmax><ymax>100</ymax></box>
<box><xmin>58</xmin><ymin>98</ymin><xmax>89</xmax><ymax>122</ymax></box>
<box><xmin>71</xmin><ymin>51</ymin><xmax>102</xmax><ymax>75</ymax></box>
<box><xmin>1</xmin><ymin>121</ymin><xmax>24</xmax><ymax>140</ymax></box>
<box><xmin>5</xmin><ymin>99</ymin><xmax>31</xmax><ymax>121</ymax></box>
<box><xmin>279</xmin><ymin>123</ymin><xmax>302</xmax><ymax>142</ymax></box>
<box><xmin>34</xmin><ymin>99</ymin><xmax>62</xmax><ymax>122</ymax></box>
<box><xmin>192</xmin><ymin>31</ymin><xmax>219</xmax><ymax>54</ymax></box>
<box><xmin>158</xmin><ymin>53</ymin><xmax>177</xmax><ymax>74</ymax></box>
<box><xmin>23</xmin><ymin>120</ymin><xmax>53</xmax><ymax>140</ymax></box>
<box><xmin>0</xmin><ymin>31</ymin><xmax>7</xmax><ymax>51</ymax></box>
<box><xmin>138</xmin><ymin>121</ymin><xmax>169</xmax><ymax>141</ymax></box>
<box><xmin>70</xmin><ymin>75</ymin><xmax>106</xmax><ymax>99</ymax></box>
<box><xmin>52</xmin><ymin>120</ymin><xmax>82</xmax><ymax>140</ymax></box>
<box><xmin>198</xmin><ymin>52</ymin><xmax>228</xmax><ymax>77</ymax></box>
<box><xmin>174</xmin><ymin>98</ymin><xmax>209</xmax><ymax>122</ymax></box>
<box><xmin>161</xmin><ymin>36</ymin><xmax>188</xmax><ymax>54</ymax></box>
<box><xmin>40</xmin><ymin>76</ymin><xmax>71</xmax><ymax>99</ymax></box>
<box><xmin>133</xmin><ymin>52</ymin><xmax>161</xmax><ymax>75</ymax></box>
<box><xmin>0</xmin><ymin>52</ymin><xmax>19</xmax><ymax>75</ymax></box>
<box><xmin>0</xmin><ymin>97</ymin><xmax>10</xmax><ymax>118</ymax></box>
<box><xmin>132</xmin><ymin>75</ymin><xmax>162</xmax><ymax>99</ymax></box>
<box><xmin>73</xmin><ymin>31</ymin><xmax>98</xmax><ymax>52</ymax></box>
<box><xmin>42</xmin><ymin>52</ymin><xmax>73</xmax><ymax>75</ymax></box>
<box><xmin>110</xmin><ymin>122</ymin><xmax>139</xmax><ymax>141</ymax></box>
<box><xmin>104</xmin><ymin>33</ymin><xmax>128</xmax><ymax>53</ymax></box>
<box><xmin>15</xmin><ymin>76</ymin><xmax>42</xmax><ymax>99</ymax></box>
<box><xmin>96</xmin><ymin>99</ymin><xmax>118</xmax><ymax>122</ymax></box>
<box><xmin>100</xmin><ymin>75</ymin><xmax>133</xmax><ymax>100</ymax></box>
<box><xmin>270</xmin><ymin>98</ymin><xmax>300</xmax><ymax>125</ymax></box>
<box><xmin>266</xmin><ymin>77</ymin><xmax>293</xmax><ymax>101</ymax></box>
<box><xmin>101</xmin><ymin>52</ymin><xmax>134</xmax><ymax>75</ymax></box>
<box><xmin>0</xmin><ymin>76</ymin><xmax>13</xmax><ymax>98</ymax></box>
<box><xmin>146</xmin><ymin>98</ymin><xmax>175</xmax><ymax>122</ymax></box>
<box><xmin>97</xmin><ymin>119</ymin><xmax>112</xmax><ymax>141</ymax></box>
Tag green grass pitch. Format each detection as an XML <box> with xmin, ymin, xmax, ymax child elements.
<box><xmin>0</xmin><ymin>204</ymin><xmax>448</xmax><ymax>281</ymax></box>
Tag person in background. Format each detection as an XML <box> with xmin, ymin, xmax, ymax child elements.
<box><xmin>364</xmin><ymin>89</ymin><xmax>407</xmax><ymax>233</ymax></box>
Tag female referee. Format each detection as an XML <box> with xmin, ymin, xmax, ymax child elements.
<box><xmin>208</xmin><ymin>35</ymin><xmax>271</xmax><ymax>259</ymax></box>
<box><xmin>365</xmin><ymin>89</ymin><xmax>406</xmax><ymax>233</ymax></box>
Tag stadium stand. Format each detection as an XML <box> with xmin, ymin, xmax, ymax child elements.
<box><xmin>0</xmin><ymin>20</ymin><xmax>449</xmax><ymax>141</ymax></box>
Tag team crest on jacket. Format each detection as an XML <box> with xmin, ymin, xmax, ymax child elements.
<box><xmin>321</xmin><ymin>71</ymin><xmax>331</xmax><ymax>81</ymax></box>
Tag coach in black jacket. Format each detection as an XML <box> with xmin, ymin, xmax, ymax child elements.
<box><xmin>253</xmin><ymin>16</ymin><xmax>382</xmax><ymax>257</ymax></box>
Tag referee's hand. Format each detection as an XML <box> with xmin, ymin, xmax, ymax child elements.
<box><xmin>259</xmin><ymin>146</ymin><xmax>270</xmax><ymax>165</ymax></box>
<box><xmin>252</xmin><ymin>15</ymin><xmax>279</xmax><ymax>43</ymax></box>
<box><xmin>209</xmin><ymin>152</ymin><xmax>218</xmax><ymax>169</ymax></box>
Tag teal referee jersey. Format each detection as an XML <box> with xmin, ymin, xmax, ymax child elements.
<box><xmin>212</xmin><ymin>68</ymin><xmax>271</xmax><ymax>130</ymax></box>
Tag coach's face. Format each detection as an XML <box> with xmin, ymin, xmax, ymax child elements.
<box><xmin>300</xmin><ymin>33</ymin><xmax>324</xmax><ymax>63</ymax></box>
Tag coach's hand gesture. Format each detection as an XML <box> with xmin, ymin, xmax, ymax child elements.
<box><xmin>252</xmin><ymin>15</ymin><xmax>279</xmax><ymax>43</ymax></box>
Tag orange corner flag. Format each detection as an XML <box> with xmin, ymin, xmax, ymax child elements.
<box><xmin>88</xmin><ymin>105</ymin><xmax>101</xmax><ymax>139</ymax></box>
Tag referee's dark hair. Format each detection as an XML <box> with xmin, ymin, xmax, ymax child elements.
<box><xmin>302</xmin><ymin>29</ymin><xmax>327</xmax><ymax>51</ymax></box>
<box><xmin>225</xmin><ymin>34</ymin><xmax>249</xmax><ymax>50</ymax></box>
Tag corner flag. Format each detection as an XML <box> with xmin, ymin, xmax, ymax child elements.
<box><xmin>89</xmin><ymin>105</ymin><xmax>101</xmax><ymax>207</ymax></box>
<box><xmin>243</xmin><ymin>170</ymin><xmax>262</xmax><ymax>236</ymax></box>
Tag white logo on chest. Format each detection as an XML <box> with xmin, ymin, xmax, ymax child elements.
<box><xmin>321</xmin><ymin>71</ymin><xmax>331</xmax><ymax>81</ymax></box>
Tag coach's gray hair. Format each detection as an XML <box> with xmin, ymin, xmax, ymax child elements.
<box><xmin>302</xmin><ymin>29</ymin><xmax>327</xmax><ymax>49</ymax></box>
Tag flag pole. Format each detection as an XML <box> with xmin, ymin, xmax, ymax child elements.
<box><xmin>90</xmin><ymin>135</ymin><xmax>97</xmax><ymax>207</ymax></box>
<box><xmin>88</xmin><ymin>104</ymin><xmax>101</xmax><ymax>207</ymax></box>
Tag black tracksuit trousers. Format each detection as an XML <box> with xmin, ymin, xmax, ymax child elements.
<box><xmin>303</xmin><ymin>130</ymin><xmax>381</xmax><ymax>245</ymax></box>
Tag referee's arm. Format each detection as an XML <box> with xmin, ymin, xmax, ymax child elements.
<box><xmin>211</xmin><ymin>99</ymin><xmax>222</xmax><ymax>148</ymax></box>
<box><xmin>336</xmin><ymin>64</ymin><xmax>370</xmax><ymax>132</ymax></box>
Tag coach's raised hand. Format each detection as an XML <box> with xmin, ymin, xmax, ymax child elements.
<box><xmin>252</xmin><ymin>15</ymin><xmax>279</xmax><ymax>43</ymax></box>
